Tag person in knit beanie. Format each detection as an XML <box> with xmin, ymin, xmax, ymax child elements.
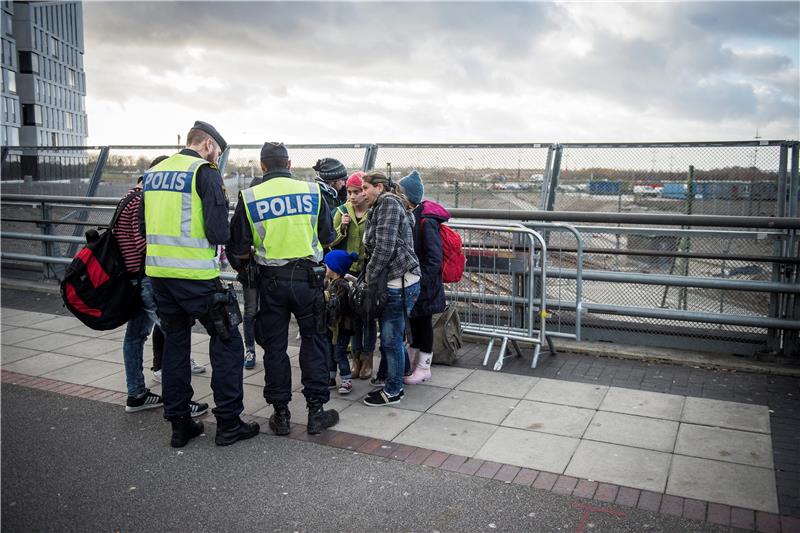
<box><xmin>313</xmin><ymin>158</ymin><xmax>348</xmax><ymax>213</ymax></box>
<box><xmin>323</xmin><ymin>250</ymin><xmax>359</xmax><ymax>394</ymax></box>
<box><xmin>398</xmin><ymin>170</ymin><xmax>424</xmax><ymax>206</ymax></box>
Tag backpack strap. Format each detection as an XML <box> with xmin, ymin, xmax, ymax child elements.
<box><xmin>109</xmin><ymin>188</ymin><xmax>142</xmax><ymax>230</ymax></box>
<box><xmin>337</xmin><ymin>204</ymin><xmax>348</xmax><ymax>215</ymax></box>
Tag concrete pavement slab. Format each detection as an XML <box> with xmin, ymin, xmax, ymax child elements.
<box><xmin>62</xmin><ymin>324</ymin><xmax>98</xmax><ymax>337</ymax></box>
<box><xmin>525</xmin><ymin>378</ymin><xmax>609</xmax><ymax>409</ymax></box>
<box><xmin>3</xmin><ymin>352</ymin><xmax>84</xmax><ymax>375</ymax></box>
<box><xmin>1</xmin><ymin>311</ymin><xmax>56</xmax><ymax>327</ymax></box>
<box><xmin>599</xmin><ymin>387</ymin><xmax>685</xmax><ymax>421</ymax></box>
<box><xmin>42</xmin><ymin>360</ymin><xmax>123</xmax><ymax>385</ymax></box>
<box><xmin>31</xmin><ymin>316</ymin><xmax>84</xmax><ymax>333</ymax></box>
<box><xmin>502</xmin><ymin>400</ymin><xmax>594</xmax><ymax>438</ymax></box>
<box><xmin>334</xmin><ymin>402</ymin><xmax>421</xmax><ymax>441</ymax></box>
<box><xmin>394</xmin><ymin>413</ymin><xmax>497</xmax><ymax>457</ymax></box>
<box><xmin>565</xmin><ymin>440</ymin><xmax>671</xmax><ymax>493</ymax></box>
<box><xmin>455</xmin><ymin>369</ymin><xmax>538</xmax><ymax>399</ymax></box>
<box><xmin>0</xmin><ymin>345</ymin><xmax>43</xmax><ymax>364</ymax></box>
<box><xmin>674</xmin><ymin>424</ymin><xmax>774</xmax><ymax>468</ymax></box>
<box><xmin>428</xmin><ymin>390</ymin><xmax>519</xmax><ymax>425</ymax></box>
<box><xmin>98</xmin><ymin>327</ymin><xmax>127</xmax><ymax>341</ymax></box>
<box><xmin>583</xmin><ymin>411</ymin><xmax>679</xmax><ymax>453</ymax></box>
<box><xmin>419</xmin><ymin>365</ymin><xmax>473</xmax><ymax>389</ymax></box>
<box><xmin>2</xmin><ymin>383</ymin><xmax>725</xmax><ymax>533</ymax></box>
<box><xmin>682</xmin><ymin>397</ymin><xmax>771</xmax><ymax>434</ymax></box>
<box><xmin>14</xmin><ymin>332</ymin><xmax>86</xmax><ymax>353</ymax></box>
<box><xmin>88</xmin><ymin>370</ymin><xmax>129</xmax><ymax>393</ymax></box>
<box><xmin>1</xmin><ymin>327</ymin><xmax>51</xmax><ymax>345</ymax></box>
<box><xmin>53</xmin><ymin>338</ymin><xmax>125</xmax><ymax>358</ymax></box>
<box><xmin>476</xmin><ymin>427</ymin><xmax>579</xmax><ymax>473</ymax></box>
<box><xmin>667</xmin><ymin>455</ymin><xmax>778</xmax><ymax>513</ymax></box>
<box><xmin>389</xmin><ymin>384</ymin><xmax>449</xmax><ymax>412</ymax></box>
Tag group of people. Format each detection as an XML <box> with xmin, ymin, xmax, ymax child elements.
<box><xmin>113</xmin><ymin>120</ymin><xmax>451</xmax><ymax>449</ymax></box>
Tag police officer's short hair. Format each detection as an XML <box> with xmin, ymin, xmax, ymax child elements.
<box><xmin>186</xmin><ymin>128</ymin><xmax>214</xmax><ymax>148</ymax></box>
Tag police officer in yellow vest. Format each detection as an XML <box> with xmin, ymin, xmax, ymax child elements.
<box><xmin>227</xmin><ymin>142</ymin><xmax>339</xmax><ymax>436</ymax></box>
<box><xmin>143</xmin><ymin>121</ymin><xmax>259</xmax><ymax>448</ymax></box>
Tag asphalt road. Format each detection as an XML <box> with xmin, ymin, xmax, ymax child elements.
<box><xmin>0</xmin><ymin>384</ymin><xmax>724</xmax><ymax>533</ymax></box>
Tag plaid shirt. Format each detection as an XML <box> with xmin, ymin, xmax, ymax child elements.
<box><xmin>363</xmin><ymin>193</ymin><xmax>420</xmax><ymax>284</ymax></box>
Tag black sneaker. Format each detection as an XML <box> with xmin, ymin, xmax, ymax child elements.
<box><xmin>215</xmin><ymin>417</ymin><xmax>260</xmax><ymax>446</ymax></box>
<box><xmin>328</xmin><ymin>377</ymin><xmax>337</xmax><ymax>389</ymax></box>
<box><xmin>363</xmin><ymin>389</ymin><xmax>402</xmax><ymax>406</ymax></box>
<box><xmin>307</xmin><ymin>403</ymin><xmax>339</xmax><ymax>435</ymax></box>
<box><xmin>125</xmin><ymin>390</ymin><xmax>163</xmax><ymax>413</ymax></box>
<box><xmin>268</xmin><ymin>405</ymin><xmax>291</xmax><ymax>436</ymax></box>
<box><xmin>170</xmin><ymin>417</ymin><xmax>204</xmax><ymax>448</ymax></box>
<box><xmin>189</xmin><ymin>400</ymin><xmax>209</xmax><ymax>418</ymax></box>
<box><xmin>366</xmin><ymin>388</ymin><xmax>404</xmax><ymax>399</ymax></box>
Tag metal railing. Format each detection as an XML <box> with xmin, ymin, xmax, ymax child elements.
<box><xmin>2</xmin><ymin>139</ymin><xmax>798</xmax><ymax>357</ymax></box>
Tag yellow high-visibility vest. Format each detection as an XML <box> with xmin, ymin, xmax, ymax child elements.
<box><xmin>143</xmin><ymin>153</ymin><xmax>219</xmax><ymax>279</ymax></box>
<box><xmin>241</xmin><ymin>177</ymin><xmax>323</xmax><ymax>265</ymax></box>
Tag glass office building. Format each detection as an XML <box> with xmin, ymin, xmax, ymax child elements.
<box><xmin>1</xmin><ymin>1</ymin><xmax>88</xmax><ymax>180</ymax></box>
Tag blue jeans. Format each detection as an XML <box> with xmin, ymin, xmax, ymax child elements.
<box><xmin>351</xmin><ymin>314</ymin><xmax>377</xmax><ymax>354</ymax></box>
<box><xmin>122</xmin><ymin>277</ymin><xmax>159</xmax><ymax>397</ymax></box>
<box><xmin>332</xmin><ymin>331</ymin><xmax>353</xmax><ymax>380</ymax></box>
<box><xmin>379</xmin><ymin>282</ymin><xmax>420</xmax><ymax>397</ymax></box>
<box><xmin>243</xmin><ymin>286</ymin><xmax>258</xmax><ymax>352</ymax></box>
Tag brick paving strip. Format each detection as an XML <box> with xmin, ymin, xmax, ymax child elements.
<box><xmin>4</xmin><ymin>368</ymin><xmax>799</xmax><ymax>533</ymax></box>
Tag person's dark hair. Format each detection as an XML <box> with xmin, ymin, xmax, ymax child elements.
<box><xmin>262</xmin><ymin>156</ymin><xmax>289</xmax><ymax>170</ymax></box>
<box><xmin>186</xmin><ymin>128</ymin><xmax>213</xmax><ymax>148</ymax></box>
<box><xmin>363</xmin><ymin>171</ymin><xmax>411</xmax><ymax>207</ymax></box>
<box><xmin>138</xmin><ymin>154</ymin><xmax>169</xmax><ymax>184</ymax></box>
<box><xmin>149</xmin><ymin>155</ymin><xmax>169</xmax><ymax>168</ymax></box>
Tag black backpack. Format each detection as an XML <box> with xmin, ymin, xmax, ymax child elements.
<box><xmin>60</xmin><ymin>191</ymin><xmax>142</xmax><ymax>330</ymax></box>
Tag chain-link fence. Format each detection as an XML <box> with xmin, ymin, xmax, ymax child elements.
<box><xmin>1</xmin><ymin>141</ymin><xmax>798</xmax><ymax>356</ymax></box>
<box><xmin>556</xmin><ymin>142</ymin><xmax>785</xmax><ymax>217</ymax></box>
<box><xmin>371</xmin><ymin>144</ymin><xmax>552</xmax><ymax>210</ymax></box>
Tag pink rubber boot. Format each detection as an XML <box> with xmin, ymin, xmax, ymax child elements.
<box><xmin>407</xmin><ymin>347</ymin><xmax>420</xmax><ymax>370</ymax></box>
<box><xmin>404</xmin><ymin>352</ymin><xmax>432</xmax><ymax>384</ymax></box>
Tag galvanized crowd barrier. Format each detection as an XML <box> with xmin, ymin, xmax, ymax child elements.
<box><xmin>444</xmin><ymin>222</ymin><xmax>550</xmax><ymax>370</ymax></box>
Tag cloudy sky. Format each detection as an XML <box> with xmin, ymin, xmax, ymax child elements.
<box><xmin>83</xmin><ymin>1</ymin><xmax>799</xmax><ymax>145</ymax></box>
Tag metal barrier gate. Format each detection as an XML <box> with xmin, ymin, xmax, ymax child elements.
<box><xmin>445</xmin><ymin>223</ymin><xmax>550</xmax><ymax>370</ymax></box>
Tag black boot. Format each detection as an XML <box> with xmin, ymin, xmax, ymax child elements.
<box><xmin>268</xmin><ymin>404</ymin><xmax>291</xmax><ymax>436</ymax></box>
<box><xmin>307</xmin><ymin>401</ymin><xmax>339</xmax><ymax>435</ymax></box>
<box><xmin>170</xmin><ymin>416</ymin><xmax>204</xmax><ymax>448</ymax></box>
<box><xmin>215</xmin><ymin>416</ymin><xmax>260</xmax><ymax>446</ymax></box>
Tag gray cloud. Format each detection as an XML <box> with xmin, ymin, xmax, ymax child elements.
<box><xmin>82</xmin><ymin>2</ymin><xmax>799</xmax><ymax>142</ymax></box>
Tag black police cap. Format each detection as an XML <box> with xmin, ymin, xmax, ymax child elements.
<box><xmin>192</xmin><ymin>120</ymin><xmax>227</xmax><ymax>152</ymax></box>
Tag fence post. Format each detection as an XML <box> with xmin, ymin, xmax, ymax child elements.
<box><xmin>66</xmin><ymin>146</ymin><xmax>110</xmax><ymax>260</ymax></box>
<box><xmin>362</xmin><ymin>144</ymin><xmax>378</xmax><ymax>171</ymax></box>
<box><xmin>783</xmin><ymin>142</ymin><xmax>799</xmax><ymax>356</ymax></box>
<box><xmin>40</xmin><ymin>200</ymin><xmax>54</xmax><ymax>279</ymax></box>
<box><xmin>767</xmin><ymin>144</ymin><xmax>789</xmax><ymax>353</ymax></box>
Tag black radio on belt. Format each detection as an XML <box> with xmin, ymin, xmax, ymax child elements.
<box><xmin>309</xmin><ymin>265</ymin><xmax>326</xmax><ymax>288</ymax></box>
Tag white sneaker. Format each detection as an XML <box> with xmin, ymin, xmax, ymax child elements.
<box><xmin>152</xmin><ymin>370</ymin><xmax>162</xmax><ymax>383</ymax></box>
<box><xmin>190</xmin><ymin>358</ymin><xmax>206</xmax><ymax>374</ymax></box>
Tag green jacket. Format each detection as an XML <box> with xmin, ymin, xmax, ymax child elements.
<box><xmin>331</xmin><ymin>202</ymin><xmax>368</xmax><ymax>274</ymax></box>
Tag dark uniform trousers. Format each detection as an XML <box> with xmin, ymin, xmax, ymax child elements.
<box><xmin>255</xmin><ymin>267</ymin><xmax>330</xmax><ymax>406</ymax></box>
<box><xmin>151</xmin><ymin>277</ymin><xmax>245</xmax><ymax>420</ymax></box>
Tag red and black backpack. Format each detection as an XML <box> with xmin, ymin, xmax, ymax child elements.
<box><xmin>59</xmin><ymin>191</ymin><xmax>142</xmax><ymax>330</ymax></box>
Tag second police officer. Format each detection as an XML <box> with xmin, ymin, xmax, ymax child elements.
<box><xmin>143</xmin><ymin>121</ymin><xmax>259</xmax><ymax>448</ymax></box>
<box><xmin>228</xmin><ymin>142</ymin><xmax>340</xmax><ymax>436</ymax></box>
